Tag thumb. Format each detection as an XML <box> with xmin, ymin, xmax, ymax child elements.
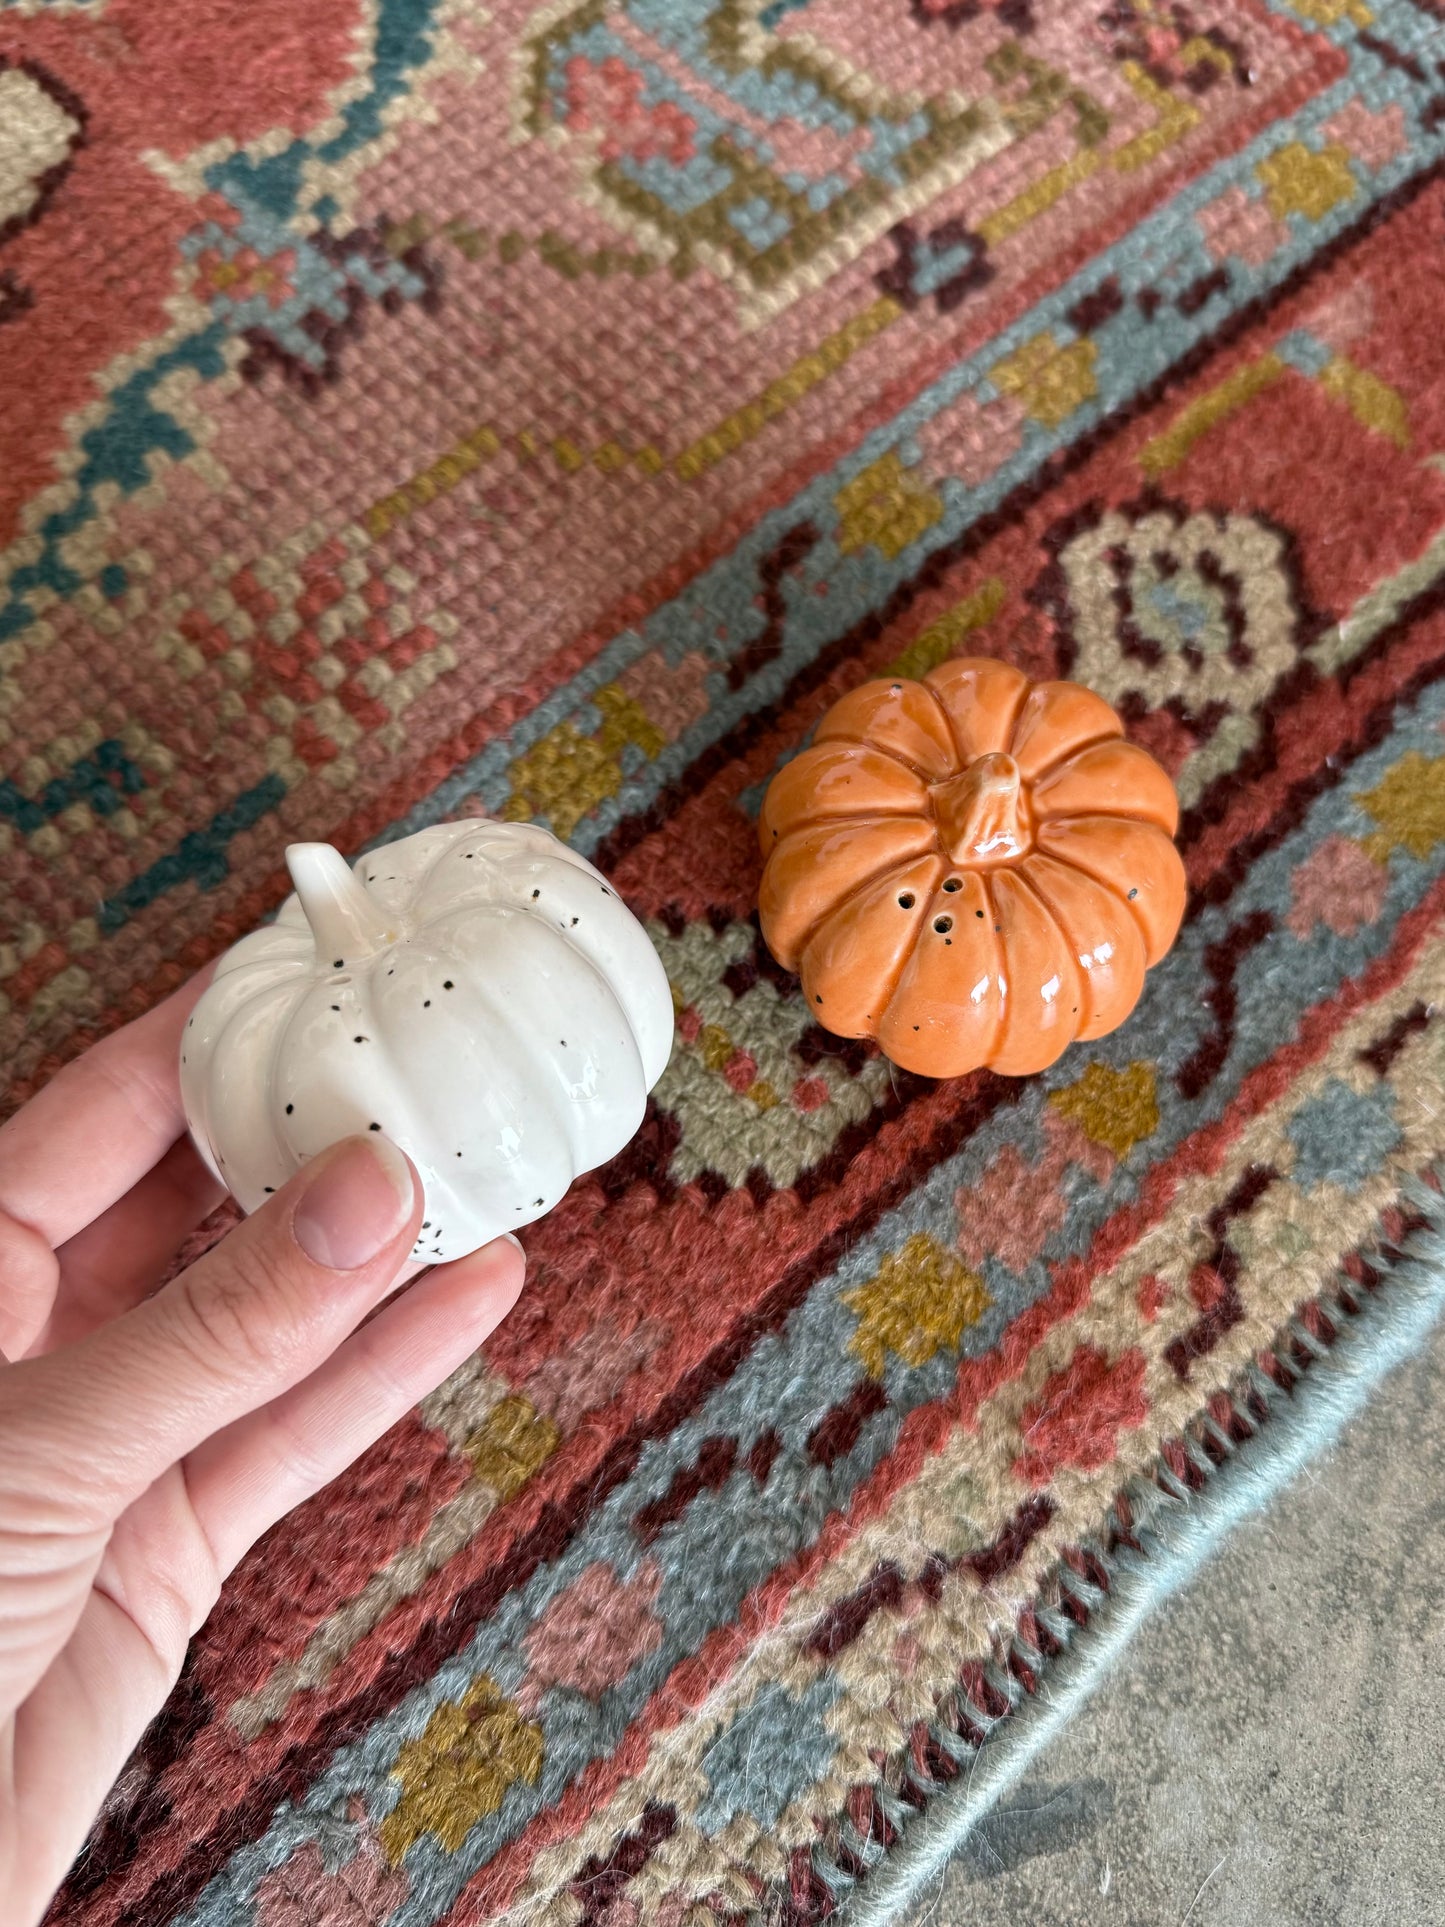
<box><xmin>4</xmin><ymin>1135</ymin><xmax>423</xmax><ymax>1522</ymax></box>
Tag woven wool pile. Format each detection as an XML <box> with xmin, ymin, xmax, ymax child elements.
<box><xmin>6</xmin><ymin>3</ymin><xmax>1445</xmax><ymax>1923</ymax></box>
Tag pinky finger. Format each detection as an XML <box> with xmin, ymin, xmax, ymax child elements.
<box><xmin>181</xmin><ymin>1236</ymin><xmax>525</xmax><ymax>1577</ymax></box>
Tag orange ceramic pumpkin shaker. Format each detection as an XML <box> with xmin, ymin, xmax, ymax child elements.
<box><xmin>757</xmin><ymin>658</ymin><xmax>1186</xmax><ymax>1079</ymax></box>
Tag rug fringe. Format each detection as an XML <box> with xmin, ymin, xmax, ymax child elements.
<box><xmin>827</xmin><ymin>1171</ymin><xmax>1445</xmax><ymax>1927</ymax></box>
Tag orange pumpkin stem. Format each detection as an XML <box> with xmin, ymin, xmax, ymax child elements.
<box><xmin>930</xmin><ymin>753</ymin><xmax>1030</xmax><ymax>866</ymax></box>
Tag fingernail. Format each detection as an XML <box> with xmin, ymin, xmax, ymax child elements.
<box><xmin>293</xmin><ymin>1137</ymin><xmax>416</xmax><ymax>1270</ymax></box>
<box><xmin>501</xmin><ymin>1232</ymin><xmax>524</xmax><ymax>1255</ymax></box>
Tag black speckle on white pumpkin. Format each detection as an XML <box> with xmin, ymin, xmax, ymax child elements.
<box><xmin>423</xmin><ymin>999</ymin><xmax>431</xmax><ymax>1007</ymax></box>
<box><xmin>369</xmin><ymin>1122</ymin><xmax>381</xmax><ymax>1131</ymax></box>
<box><xmin>354</xmin><ymin>1035</ymin><xmax>368</xmax><ymax>1044</ymax></box>
<box><xmin>443</xmin><ymin>980</ymin><xmax>453</xmax><ymax>990</ymax></box>
<box><xmin>535</xmin><ymin>1196</ymin><xmax>544</xmax><ymax>1206</ymax></box>
<box><xmin>264</xmin><ymin>1186</ymin><xmax>274</xmax><ymax>1193</ymax></box>
<box><xmin>531</xmin><ymin>889</ymin><xmax>540</xmax><ymax>899</ymax></box>
<box><xmin>333</xmin><ymin>959</ymin><xmax>344</xmax><ymax>968</ymax></box>
<box><xmin>286</xmin><ymin>1103</ymin><xmax>294</xmax><ymax>1114</ymax></box>
<box><xmin>331</xmin><ymin>1004</ymin><xmax>340</xmax><ymax>1011</ymax></box>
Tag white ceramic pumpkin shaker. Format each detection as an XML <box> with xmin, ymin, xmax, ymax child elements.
<box><xmin>179</xmin><ymin>820</ymin><xmax>673</xmax><ymax>1264</ymax></box>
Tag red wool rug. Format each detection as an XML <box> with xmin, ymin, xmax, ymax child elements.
<box><xmin>5</xmin><ymin>2</ymin><xmax>1445</xmax><ymax>1923</ymax></box>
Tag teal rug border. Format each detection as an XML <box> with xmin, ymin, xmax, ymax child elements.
<box><xmin>839</xmin><ymin>1179</ymin><xmax>1445</xmax><ymax>1927</ymax></box>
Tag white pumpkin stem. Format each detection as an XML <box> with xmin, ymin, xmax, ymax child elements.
<box><xmin>286</xmin><ymin>843</ymin><xmax>394</xmax><ymax>963</ymax></box>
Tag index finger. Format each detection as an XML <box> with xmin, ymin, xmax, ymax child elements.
<box><xmin>0</xmin><ymin>971</ymin><xmax>211</xmax><ymax>1251</ymax></box>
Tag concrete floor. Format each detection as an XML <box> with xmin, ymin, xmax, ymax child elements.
<box><xmin>904</xmin><ymin>1315</ymin><xmax>1445</xmax><ymax>1927</ymax></box>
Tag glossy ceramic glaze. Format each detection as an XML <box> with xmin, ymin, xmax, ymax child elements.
<box><xmin>758</xmin><ymin>658</ymin><xmax>1186</xmax><ymax>1079</ymax></box>
<box><xmin>180</xmin><ymin>820</ymin><xmax>674</xmax><ymax>1263</ymax></box>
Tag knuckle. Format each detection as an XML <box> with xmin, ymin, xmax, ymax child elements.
<box><xmin>345</xmin><ymin>1329</ymin><xmax>414</xmax><ymax>1414</ymax></box>
<box><xmin>0</xmin><ymin>1204</ymin><xmax>53</xmax><ymax>1278</ymax></box>
<box><xmin>152</xmin><ymin>1466</ymin><xmax>225</xmax><ymax>1637</ymax></box>
<box><xmin>255</xmin><ymin>1395</ymin><xmax>333</xmax><ymax>1500</ymax></box>
<box><xmin>86</xmin><ymin>1031</ymin><xmax>182</xmax><ymax>1141</ymax></box>
<box><xmin>169</xmin><ymin>1239</ymin><xmax>310</xmax><ymax>1383</ymax></box>
<box><xmin>0</xmin><ymin>1205</ymin><xmax>59</xmax><ymax>1336</ymax></box>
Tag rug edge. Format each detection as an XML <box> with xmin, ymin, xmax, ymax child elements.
<box><xmin>836</xmin><ymin>1175</ymin><xmax>1445</xmax><ymax>1927</ymax></box>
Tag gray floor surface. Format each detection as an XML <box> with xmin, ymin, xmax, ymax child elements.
<box><xmin>902</xmin><ymin>1315</ymin><xmax>1445</xmax><ymax>1927</ymax></box>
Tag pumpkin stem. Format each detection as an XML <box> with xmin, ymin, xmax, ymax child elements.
<box><xmin>286</xmin><ymin>843</ymin><xmax>395</xmax><ymax>962</ymax></box>
<box><xmin>931</xmin><ymin>753</ymin><xmax>1029</xmax><ymax>866</ymax></box>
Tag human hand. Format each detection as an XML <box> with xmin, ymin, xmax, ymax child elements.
<box><xmin>0</xmin><ymin>979</ymin><xmax>525</xmax><ymax>1921</ymax></box>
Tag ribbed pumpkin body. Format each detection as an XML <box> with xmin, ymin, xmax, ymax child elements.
<box><xmin>180</xmin><ymin>820</ymin><xmax>673</xmax><ymax>1263</ymax></box>
<box><xmin>757</xmin><ymin>659</ymin><xmax>1186</xmax><ymax>1079</ymax></box>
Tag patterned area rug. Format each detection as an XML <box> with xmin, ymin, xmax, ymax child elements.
<box><xmin>6</xmin><ymin>3</ymin><xmax>1445</xmax><ymax>1923</ymax></box>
